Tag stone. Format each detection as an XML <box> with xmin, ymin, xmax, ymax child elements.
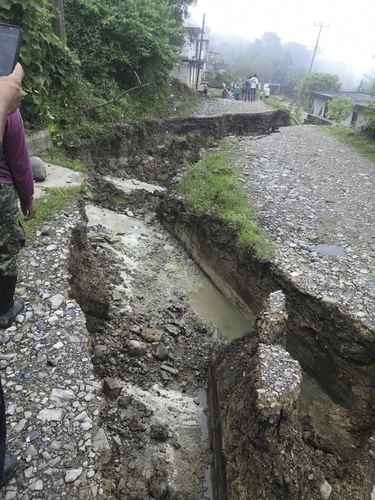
<box><xmin>37</xmin><ymin>408</ymin><xmax>63</xmax><ymax>422</ymax></box>
<box><xmin>25</xmin><ymin>445</ymin><xmax>38</xmax><ymax>458</ymax></box>
<box><xmin>14</xmin><ymin>419</ymin><xmax>27</xmax><ymax>432</ymax></box>
<box><xmin>30</xmin><ymin>479</ymin><xmax>43</xmax><ymax>491</ymax></box>
<box><xmin>127</xmin><ymin>340</ymin><xmax>147</xmax><ymax>357</ymax></box>
<box><xmin>150</xmin><ymin>423</ymin><xmax>169</xmax><ymax>442</ymax></box>
<box><xmin>24</xmin><ymin>467</ymin><xmax>34</xmax><ymax>479</ymax></box>
<box><xmin>103</xmin><ymin>377</ymin><xmax>123</xmax><ymax>399</ymax></box>
<box><xmin>50</xmin><ymin>388</ymin><xmax>75</xmax><ymax>402</ymax></box>
<box><xmin>320</xmin><ymin>480</ymin><xmax>332</xmax><ymax>500</ymax></box>
<box><xmin>65</xmin><ymin>468</ymin><xmax>83</xmax><ymax>483</ymax></box>
<box><xmin>31</xmin><ymin>156</ymin><xmax>47</xmax><ymax>182</ymax></box>
<box><xmin>141</xmin><ymin>328</ymin><xmax>162</xmax><ymax>343</ymax></box>
<box><xmin>49</xmin><ymin>294</ymin><xmax>65</xmax><ymax>310</ymax></box>
<box><xmin>93</xmin><ymin>428</ymin><xmax>111</xmax><ymax>464</ymax></box>
<box><xmin>161</xmin><ymin>364</ymin><xmax>178</xmax><ymax>376</ymax></box>
<box><xmin>5</xmin><ymin>488</ymin><xmax>18</xmax><ymax>500</ymax></box>
<box><xmin>94</xmin><ymin>345</ymin><xmax>108</xmax><ymax>359</ymax></box>
<box><xmin>52</xmin><ymin>341</ymin><xmax>64</xmax><ymax>350</ymax></box>
<box><xmin>154</xmin><ymin>344</ymin><xmax>169</xmax><ymax>361</ymax></box>
<box><xmin>165</xmin><ymin>324</ymin><xmax>180</xmax><ymax>337</ymax></box>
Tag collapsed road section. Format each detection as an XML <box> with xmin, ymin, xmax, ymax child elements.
<box><xmin>67</xmin><ymin>110</ymin><xmax>375</xmax><ymax>499</ymax></box>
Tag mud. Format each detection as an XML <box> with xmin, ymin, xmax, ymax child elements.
<box><xmin>67</xmin><ymin>109</ymin><xmax>375</xmax><ymax>499</ymax></box>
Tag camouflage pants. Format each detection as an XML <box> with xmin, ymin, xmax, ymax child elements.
<box><xmin>0</xmin><ymin>184</ymin><xmax>25</xmax><ymax>278</ymax></box>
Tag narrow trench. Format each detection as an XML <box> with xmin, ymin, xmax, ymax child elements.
<box><xmin>69</xmin><ymin>112</ymin><xmax>375</xmax><ymax>499</ymax></box>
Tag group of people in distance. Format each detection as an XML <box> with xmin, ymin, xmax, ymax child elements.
<box><xmin>222</xmin><ymin>75</ymin><xmax>271</xmax><ymax>102</ymax></box>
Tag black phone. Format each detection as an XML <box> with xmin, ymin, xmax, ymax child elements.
<box><xmin>0</xmin><ymin>23</ymin><xmax>23</xmax><ymax>77</ymax></box>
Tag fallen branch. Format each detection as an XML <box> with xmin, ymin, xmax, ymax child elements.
<box><xmin>82</xmin><ymin>82</ymin><xmax>152</xmax><ymax>113</ymax></box>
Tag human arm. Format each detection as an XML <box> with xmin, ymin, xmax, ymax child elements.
<box><xmin>0</xmin><ymin>64</ymin><xmax>24</xmax><ymax>140</ymax></box>
<box><xmin>4</xmin><ymin>111</ymin><xmax>34</xmax><ymax>216</ymax></box>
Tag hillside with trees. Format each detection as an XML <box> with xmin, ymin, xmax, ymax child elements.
<box><xmin>0</xmin><ymin>0</ymin><xmax>193</xmax><ymax>145</ymax></box>
<box><xmin>209</xmin><ymin>31</ymin><xmax>356</xmax><ymax>95</ymax></box>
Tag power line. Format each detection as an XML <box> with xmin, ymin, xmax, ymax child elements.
<box><xmin>309</xmin><ymin>22</ymin><xmax>329</xmax><ymax>73</ymax></box>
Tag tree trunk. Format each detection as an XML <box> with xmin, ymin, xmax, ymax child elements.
<box><xmin>52</xmin><ymin>0</ymin><xmax>66</xmax><ymax>41</ymax></box>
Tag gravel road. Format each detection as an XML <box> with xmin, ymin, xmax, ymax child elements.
<box><xmin>0</xmin><ymin>208</ymin><xmax>105</xmax><ymax>500</ymax></box>
<box><xmin>193</xmin><ymin>97</ymin><xmax>268</xmax><ymax>116</ymax></box>
<box><xmin>236</xmin><ymin>125</ymin><xmax>375</xmax><ymax>328</ymax></box>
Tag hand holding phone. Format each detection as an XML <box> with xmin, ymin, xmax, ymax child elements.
<box><xmin>0</xmin><ymin>23</ymin><xmax>23</xmax><ymax>77</ymax></box>
<box><xmin>0</xmin><ymin>64</ymin><xmax>24</xmax><ymax>116</ymax></box>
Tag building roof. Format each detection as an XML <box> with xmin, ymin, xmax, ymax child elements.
<box><xmin>184</xmin><ymin>19</ymin><xmax>201</xmax><ymax>30</ymax></box>
<box><xmin>312</xmin><ymin>91</ymin><xmax>375</xmax><ymax>108</ymax></box>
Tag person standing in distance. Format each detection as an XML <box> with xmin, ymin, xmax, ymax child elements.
<box><xmin>245</xmin><ymin>75</ymin><xmax>252</xmax><ymax>102</ymax></box>
<box><xmin>0</xmin><ymin>63</ymin><xmax>34</xmax><ymax>486</ymax></box>
<box><xmin>250</xmin><ymin>74</ymin><xmax>259</xmax><ymax>103</ymax></box>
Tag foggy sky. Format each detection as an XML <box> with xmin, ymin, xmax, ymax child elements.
<box><xmin>190</xmin><ymin>0</ymin><xmax>375</xmax><ymax>78</ymax></box>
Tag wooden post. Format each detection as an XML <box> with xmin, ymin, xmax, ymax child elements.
<box><xmin>195</xmin><ymin>14</ymin><xmax>206</xmax><ymax>90</ymax></box>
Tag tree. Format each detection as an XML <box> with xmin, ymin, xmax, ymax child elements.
<box><xmin>65</xmin><ymin>0</ymin><xmax>185</xmax><ymax>90</ymax></box>
<box><xmin>299</xmin><ymin>72</ymin><xmax>341</xmax><ymax>111</ymax></box>
<box><xmin>0</xmin><ymin>0</ymin><xmax>77</xmax><ymax>125</ymax></box>
<box><xmin>327</xmin><ymin>97</ymin><xmax>353</xmax><ymax>122</ymax></box>
<box><xmin>51</xmin><ymin>0</ymin><xmax>66</xmax><ymax>40</ymax></box>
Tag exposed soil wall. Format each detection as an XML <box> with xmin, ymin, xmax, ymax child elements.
<box><xmin>159</xmin><ymin>197</ymin><xmax>375</xmax><ymax>432</ymax></box>
<box><xmin>69</xmin><ymin>111</ymin><xmax>290</xmax><ymax>185</ymax></box>
<box><xmin>158</xmin><ymin>197</ymin><xmax>375</xmax><ymax>499</ymax></box>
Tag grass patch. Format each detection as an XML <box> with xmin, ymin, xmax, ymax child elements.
<box><xmin>265</xmin><ymin>96</ymin><xmax>289</xmax><ymax>112</ymax></box>
<box><xmin>324</xmin><ymin>126</ymin><xmax>375</xmax><ymax>162</ymax></box>
<box><xmin>24</xmin><ymin>187</ymin><xmax>83</xmax><ymax>238</ymax></box>
<box><xmin>265</xmin><ymin>96</ymin><xmax>303</xmax><ymax>124</ymax></box>
<box><xmin>179</xmin><ymin>151</ymin><xmax>272</xmax><ymax>260</ymax></box>
<box><xmin>42</xmin><ymin>149</ymin><xmax>90</xmax><ymax>173</ymax></box>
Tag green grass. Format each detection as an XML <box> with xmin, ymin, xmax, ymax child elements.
<box><xmin>42</xmin><ymin>149</ymin><xmax>90</xmax><ymax>173</ymax></box>
<box><xmin>324</xmin><ymin>126</ymin><xmax>375</xmax><ymax>162</ymax></box>
<box><xmin>265</xmin><ymin>96</ymin><xmax>289</xmax><ymax>112</ymax></box>
<box><xmin>265</xmin><ymin>96</ymin><xmax>303</xmax><ymax>124</ymax></box>
<box><xmin>24</xmin><ymin>187</ymin><xmax>83</xmax><ymax>238</ymax></box>
<box><xmin>179</xmin><ymin>151</ymin><xmax>272</xmax><ymax>260</ymax></box>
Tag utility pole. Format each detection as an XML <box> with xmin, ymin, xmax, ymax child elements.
<box><xmin>308</xmin><ymin>22</ymin><xmax>328</xmax><ymax>73</ymax></box>
<box><xmin>195</xmin><ymin>14</ymin><xmax>206</xmax><ymax>90</ymax></box>
<box><xmin>52</xmin><ymin>0</ymin><xmax>66</xmax><ymax>41</ymax></box>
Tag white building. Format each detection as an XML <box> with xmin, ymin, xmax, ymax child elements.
<box><xmin>174</xmin><ymin>19</ymin><xmax>209</xmax><ymax>89</ymax></box>
<box><xmin>311</xmin><ymin>91</ymin><xmax>375</xmax><ymax>130</ymax></box>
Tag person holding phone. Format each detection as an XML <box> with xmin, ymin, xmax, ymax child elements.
<box><xmin>0</xmin><ymin>63</ymin><xmax>31</xmax><ymax>487</ymax></box>
<box><xmin>0</xmin><ymin>64</ymin><xmax>34</xmax><ymax>331</ymax></box>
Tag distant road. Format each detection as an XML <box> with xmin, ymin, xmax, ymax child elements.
<box><xmin>193</xmin><ymin>97</ymin><xmax>269</xmax><ymax>116</ymax></box>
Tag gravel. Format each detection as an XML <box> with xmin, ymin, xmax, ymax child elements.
<box><xmin>193</xmin><ymin>97</ymin><xmax>269</xmax><ymax>116</ymax></box>
<box><xmin>0</xmin><ymin>208</ymin><xmax>104</xmax><ymax>499</ymax></box>
<box><xmin>235</xmin><ymin>125</ymin><xmax>375</xmax><ymax>329</ymax></box>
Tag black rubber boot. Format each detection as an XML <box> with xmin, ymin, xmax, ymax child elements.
<box><xmin>0</xmin><ymin>455</ymin><xmax>18</xmax><ymax>487</ymax></box>
<box><xmin>0</xmin><ymin>276</ymin><xmax>24</xmax><ymax>330</ymax></box>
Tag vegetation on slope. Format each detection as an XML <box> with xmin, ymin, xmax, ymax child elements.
<box><xmin>0</xmin><ymin>0</ymin><xmax>194</xmax><ymax>146</ymax></box>
<box><xmin>179</xmin><ymin>151</ymin><xmax>273</xmax><ymax>261</ymax></box>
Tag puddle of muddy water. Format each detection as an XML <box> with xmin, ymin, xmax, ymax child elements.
<box><xmin>189</xmin><ymin>273</ymin><xmax>255</xmax><ymax>340</ymax></box>
<box><xmin>309</xmin><ymin>244</ymin><xmax>346</xmax><ymax>257</ymax></box>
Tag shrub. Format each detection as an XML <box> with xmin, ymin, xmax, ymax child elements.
<box><xmin>0</xmin><ymin>0</ymin><xmax>78</xmax><ymax>127</ymax></box>
<box><xmin>327</xmin><ymin>97</ymin><xmax>353</xmax><ymax>123</ymax></box>
<box><xmin>299</xmin><ymin>72</ymin><xmax>341</xmax><ymax>112</ymax></box>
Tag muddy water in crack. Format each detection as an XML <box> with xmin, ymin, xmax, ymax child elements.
<box><xmin>189</xmin><ymin>274</ymin><xmax>255</xmax><ymax>340</ymax></box>
<box><xmin>190</xmin><ymin>266</ymin><xmax>356</xmax><ymax>456</ymax></box>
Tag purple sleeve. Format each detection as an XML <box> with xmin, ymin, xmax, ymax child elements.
<box><xmin>4</xmin><ymin>111</ymin><xmax>34</xmax><ymax>210</ymax></box>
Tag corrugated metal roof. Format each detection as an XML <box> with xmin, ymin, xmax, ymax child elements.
<box><xmin>312</xmin><ymin>91</ymin><xmax>375</xmax><ymax>108</ymax></box>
